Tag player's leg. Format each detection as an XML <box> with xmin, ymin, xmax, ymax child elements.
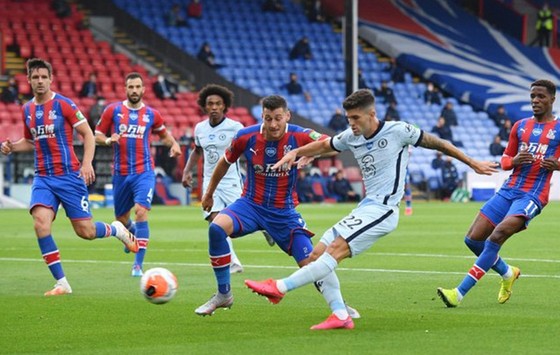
<box><xmin>291</xmin><ymin>231</ymin><xmax>353</xmax><ymax>329</ymax></box>
<box><xmin>246</xmin><ymin>204</ymin><xmax>398</xmax><ymax>301</ymax></box>
<box><xmin>195</xmin><ymin>199</ymin><xmax>259</xmax><ymax>316</ymax></box>
<box><xmin>438</xmin><ymin>195</ymin><xmax>532</xmax><ymax>307</ymax></box>
<box><xmin>207</xmin><ymin>189</ymin><xmax>243</xmax><ymax>273</ymax></box>
<box><xmin>32</xmin><ymin>205</ymin><xmax>72</xmax><ymax>296</ymax></box>
<box><xmin>30</xmin><ymin>178</ymin><xmax>71</xmax><ymax>295</ymax></box>
<box><xmin>404</xmin><ymin>172</ymin><xmax>413</xmax><ymax>215</ymax></box>
<box><xmin>125</xmin><ymin>172</ymin><xmax>156</xmax><ymax>276</ymax></box>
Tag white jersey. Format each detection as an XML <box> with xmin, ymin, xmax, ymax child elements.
<box><xmin>194</xmin><ymin>117</ymin><xmax>243</xmax><ymax>193</ymax></box>
<box><xmin>331</xmin><ymin>121</ymin><xmax>422</xmax><ymax>206</ymax></box>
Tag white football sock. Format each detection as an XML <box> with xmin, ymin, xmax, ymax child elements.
<box><xmin>281</xmin><ymin>252</ymin><xmax>338</xmax><ymax>291</ymax></box>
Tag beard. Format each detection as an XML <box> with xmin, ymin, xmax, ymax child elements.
<box><xmin>127</xmin><ymin>94</ymin><xmax>142</xmax><ymax>104</ymax></box>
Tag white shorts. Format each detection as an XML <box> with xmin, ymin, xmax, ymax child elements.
<box><xmin>319</xmin><ymin>200</ymin><xmax>399</xmax><ymax>257</ymax></box>
<box><xmin>203</xmin><ymin>185</ymin><xmax>242</xmax><ymax>219</ymax></box>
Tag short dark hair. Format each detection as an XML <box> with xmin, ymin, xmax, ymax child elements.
<box><xmin>531</xmin><ymin>79</ymin><xmax>556</xmax><ymax>96</ymax></box>
<box><xmin>125</xmin><ymin>72</ymin><xmax>143</xmax><ymax>85</ymax></box>
<box><xmin>342</xmin><ymin>89</ymin><xmax>375</xmax><ymax>111</ymax></box>
<box><xmin>26</xmin><ymin>58</ymin><xmax>52</xmax><ymax>78</ymax></box>
<box><xmin>197</xmin><ymin>84</ymin><xmax>234</xmax><ymax>114</ymax></box>
<box><xmin>262</xmin><ymin>95</ymin><xmax>288</xmax><ymax>111</ymax></box>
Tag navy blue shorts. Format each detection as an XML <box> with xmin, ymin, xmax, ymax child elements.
<box><xmin>30</xmin><ymin>173</ymin><xmax>92</xmax><ymax>220</ymax></box>
<box><xmin>221</xmin><ymin>198</ymin><xmax>314</xmax><ymax>262</ymax></box>
<box><xmin>112</xmin><ymin>171</ymin><xmax>155</xmax><ymax>217</ymax></box>
<box><xmin>480</xmin><ymin>188</ymin><xmax>541</xmax><ymax>228</ymax></box>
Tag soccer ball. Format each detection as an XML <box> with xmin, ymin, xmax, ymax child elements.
<box><xmin>140</xmin><ymin>267</ymin><xmax>178</xmax><ymax>304</ymax></box>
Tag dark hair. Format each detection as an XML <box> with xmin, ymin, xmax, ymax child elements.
<box><xmin>26</xmin><ymin>58</ymin><xmax>52</xmax><ymax>78</ymax></box>
<box><xmin>125</xmin><ymin>72</ymin><xmax>143</xmax><ymax>85</ymax></box>
<box><xmin>342</xmin><ymin>89</ymin><xmax>375</xmax><ymax>111</ymax></box>
<box><xmin>197</xmin><ymin>84</ymin><xmax>234</xmax><ymax>114</ymax></box>
<box><xmin>262</xmin><ymin>95</ymin><xmax>288</xmax><ymax>111</ymax></box>
<box><xmin>531</xmin><ymin>79</ymin><xmax>556</xmax><ymax>96</ymax></box>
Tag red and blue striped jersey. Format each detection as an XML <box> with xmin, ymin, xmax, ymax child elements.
<box><xmin>96</xmin><ymin>101</ymin><xmax>166</xmax><ymax>176</ymax></box>
<box><xmin>502</xmin><ymin>117</ymin><xmax>560</xmax><ymax>206</ymax></box>
<box><xmin>224</xmin><ymin>124</ymin><xmax>326</xmax><ymax>209</ymax></box>
<box><xmin>22</xmin><ymin>92</ymin><xmax>87</xmax><ymax>176</ymax></box>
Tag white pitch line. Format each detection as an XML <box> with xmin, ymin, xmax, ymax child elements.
<box><xmin>2</xmin><ymin>247</ymin><xmax>560</xmax><ymax>264</ymax></box>
<box><xmin>1</xmin><ymin>257</ymin><xmax>559</xmax><ymax>279</ymax></box>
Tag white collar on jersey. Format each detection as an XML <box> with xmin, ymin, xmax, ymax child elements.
<box><xmin>31</xmin><ymin>92</ymin><xmax>56</xmax><ymax>105</ymax></box>
<box><xmin>123</xmin><ymin>100</ymin><xmax>145</xmax><ymax>110</ymax></box>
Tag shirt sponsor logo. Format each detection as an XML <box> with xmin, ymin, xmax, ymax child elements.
<box><xmin>265</xmin><ymin>147</ymin><xmax>277</xmax><ymax>157</ymax></box>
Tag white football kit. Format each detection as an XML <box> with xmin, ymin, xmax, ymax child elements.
<box><xmin>194</xmin><ymin>117</ymin><xmax>243</xmax><ymax>217</ymax></box>
<box><xmin>321</xmin><ymin>121</ymin><xmax>423</xmax><ymax>256</ymax></box>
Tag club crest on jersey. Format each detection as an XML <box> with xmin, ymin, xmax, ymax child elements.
<box><xmin>265</xmin><ymin>147</ymin><xmax>277</xmax><ymax>157</ymax></box>
<box><xmin>48</xmin><ymin>110</ymin><xmax>57</xmax><ymax>120</ymax></box>
<box><xmin>360</xmin><ymin>154</ymin><xmax>376</xmax><ymax>178</ymax></box>
<box><xmin>283</xmin><ymin>145</ymin><xmax>292</xmax><ymax>155</ymax></box>
<box><xmin>129</xmin><ymin>112</ymin><xmax>138</xmax><ymax>121</ymax></box>
<box><xmin>547</xmin><ymin>129</ymin><xmax>556</xmax><ymax>140</ymax></box>
<box><xmin>142</xmin><ymin>114</ymin><xmax>150</xmax><ymax>123</ymax></box>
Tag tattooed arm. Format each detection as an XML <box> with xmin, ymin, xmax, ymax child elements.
<box><xmin>418</xmin><ymin>132</ymin><xmax>498</xmax><ymax>175</ymax></box>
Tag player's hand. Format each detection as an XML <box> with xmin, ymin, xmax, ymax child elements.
<box><xmin>1</xmin><ymin>139</ymin><xmax>13</xmax><ymax>155</ymax></box>
<box><xmin>471</xmin><ymin>160</ymin><xmax>499</xmax><ymax>175</ymax></box>
<box><xmin>169</xmin><ymin>144</ymin><xmax>182</xmax><ymax>158</ymax></box>
<box><xmin>296</xmin><ymin>156</ymin><xmax>315</xmax><ymax>169</ymax></box>
<box><xmin>110</xmin><ymin>133</ymin><xmax>121</xmax><ymax>144</ymax></box>
<box><xmin>513</xmin><ymin>149</ymin><xmax>534</xmax><ymax>166</ymax></box>
<box><xmin>540</xmin><ymin>157</ymin><xmax>560</xmax><ymax>171</ymax></box>
<box><xmin>79</xmin><ymin>163</ymin><xmax>96</xmax><ymax>185</ymax></box>
<box><xmin>271</xmin><ymin>150</ymin><xmax>298</xmax><ymax>171</ymax></box>
<box><xmin>182</xmin><ymin>171</ymin><xmax>193</xmax><ymax>188</ymax></box>
<box><xmin>201</xmin><ymin>193</ymin><xmax>213</xmax><ymax>212</ymax></box>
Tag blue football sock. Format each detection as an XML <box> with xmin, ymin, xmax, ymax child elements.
<box><xmin>94</xmin><ymin>221</ymin><xmax>114</xmax><ymax>238</ymax></box>
<box><xmin>38</xmin><ymin>235</ymin><xmax>65</xmax><ymax>280</ymax></box>
<box><xmin>458</xmin><ymin>240</ymin><xmax>502</xmax><ymax>296</ymax></box>
<box><xmin>209</xmin><ymin>223</ymin><xmax>231</xmax><ymax>294</ymax></box>
<box><xmin>283</xmin><ymin>252</ymin><xmax>338</xmax><ymax>291</ymax></box>
<box><xmin>134</xmin><ymin>221</ymin><xmax>149</xmax><ymax>267</ymax></box>
<box><xmin>464</xmin><ymin>237</ymin><xmax>509</xmax><ymax>275</ymax></box>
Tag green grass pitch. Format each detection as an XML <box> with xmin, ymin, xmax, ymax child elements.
<box><xmin>1</xmin><ymin>202</ymin><xmax>559</xmax><ymax>354</ymax></box>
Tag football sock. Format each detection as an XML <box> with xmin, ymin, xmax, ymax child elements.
<box><xmin>317</xmin><ymin>271</ymin><xmax>348</xmax><ymax>319</ymax></box>
<box><xmin>464</xmin><ymin>237</ymin><xmax>509</xmax><ymax>275</ymax></box>
<box><xmin>94</xmin><ymin>221</ymin><xmax>115</xmax><ymax>238</ymax></box>
<box><xmin>208</xmin><ymin>223</ymin><xmax>231</xmax><ymax>294</ymax></box>
<box><xmin>125</xmin><ymin>219</ymin><xmax>137</xmax><ymax>235</ymax></box>
<box><xmin>38</xmin><ymin>235</ymin><xmax>65</xmax><ymax>280</ymax></box>
<box><xmin>282</xmin><ymin>252</ymin><xmax>338</xmax><ymax>291</ymax></box>
<box><xmin>458</xmin><ymin>240</ymin><xmax>501</xmax><ymax>296</ymax></box>
<box><xmin>134</xmin><ymin>221</ymin><xmax>149</xmax><ymax>267</ymax></box>
<box><xmin>226</xmin><ymin>237</ymin><xmax>241</xmax><ymax>265</ymax></box>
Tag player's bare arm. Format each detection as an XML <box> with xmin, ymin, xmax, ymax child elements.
<box><xmin>201</xmin><ymin>157</ymin><xmax>230</xmax><ymax>212</ymax></box>
<box><xmin>419</xmin><ymin>131</ymin><xmax>498</xmax><ymax>175</ymax></box>
<box><xmin>539</xmin><ymin>157</ymin><xmax>560</xmax><ymax>171</ymax></box>
<box><xmin>75</xmin><ymin>122</ymin><xmax>96</xmax><ymax>185</ymax></box>
<box><xmin>181</xmin><ymin>146</ymin><xmax>202</xmax><ymax>188</ymax></box>
<box><xmin>1</xmin><ymin>138</ymin><xmax>34</xmax><ymax>155</ymax></box>
<box><xmin>160</xmin><ymin>131</ymin><xmax>182</xmax><ymax>158</ymax></box>
<box><xmin>94</xmin><ymin>131</ymin><xmax>121</xmax><ymax>146</ymax></box>
<box><xmin>272</xmin><ymin>139</ymin><xmax>333</xmax><ymax>170</ymax></box>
